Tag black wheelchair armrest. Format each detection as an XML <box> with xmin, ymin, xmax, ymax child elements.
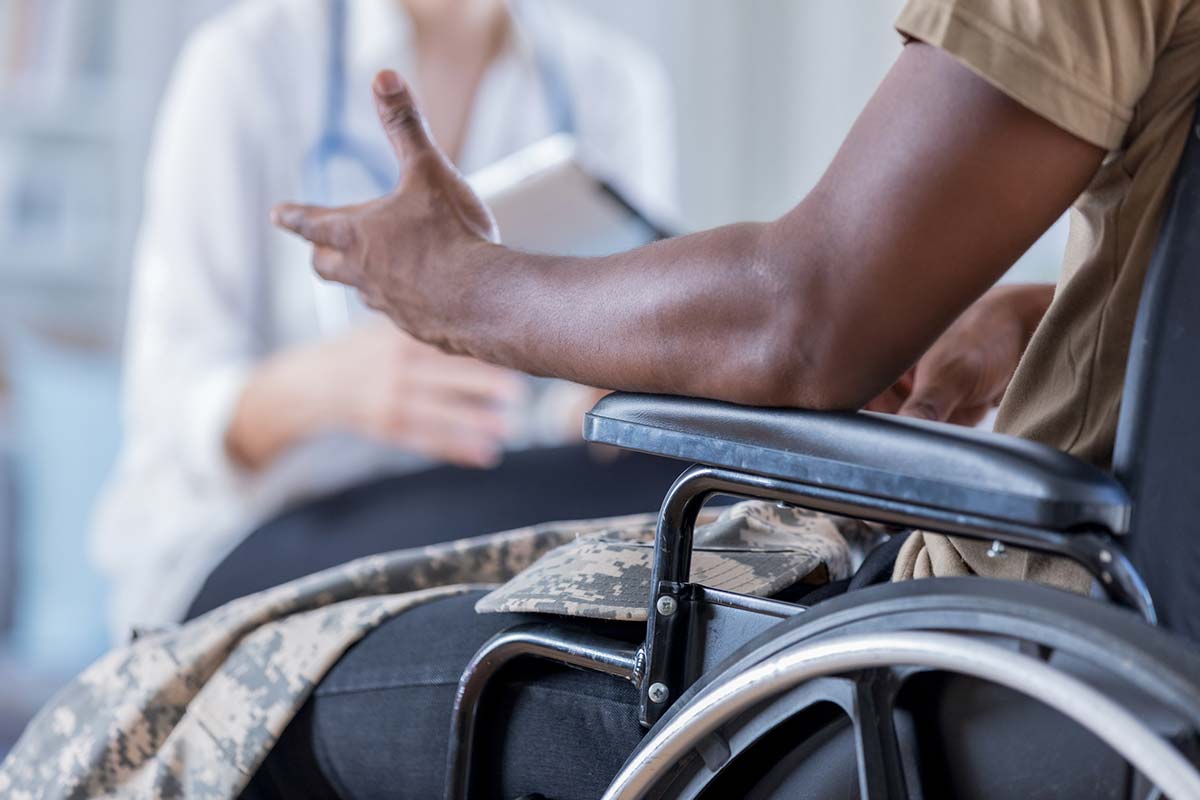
<box><xmin>583</xmin><ymin>394</ymin><xmax>1151</xmax><ymax>727</ymax></box>
<box><xmin>584</xmin><ymin>393</ymin><xmax>1130</xmax><ymax>535</ymax></box>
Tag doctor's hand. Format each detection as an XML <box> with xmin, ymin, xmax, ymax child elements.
<box><xmin>226</xmin><ymin>322</ymin><xmax>526</xmax><ymax>472</ymax></box>
<box><xmin>272</xmin><ymin>70</ymin><xmax>498</xmax><ymax>351</ymax></box>
<box><xmin>865</xmin><ymin>284</ymin><xmax>1054</xmax><ymax>426</ymax></box>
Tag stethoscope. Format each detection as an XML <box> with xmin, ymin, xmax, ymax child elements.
<box><xmin>304</xmin><ymin>0</ymin><xmax>576</xmax><ymax>330</ymax></box>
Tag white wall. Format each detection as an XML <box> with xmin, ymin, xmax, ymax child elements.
<box><xmin>569</xmin><ymin>0</ymin><xmax>905</xmax><ymax>227</ymax></box>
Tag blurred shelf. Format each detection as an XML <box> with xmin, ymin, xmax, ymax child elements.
<box><xmin>0</xmin><ymin>282</ymin><xmax>124</xmax><ymax>349</ymax></box>
<box><xmin>0</xmin><ymin>81</ymin><xmax>122</xmax><ymax>141</ymax></box>
<box><xmin>0</xmin><ymin>271</ymin><xmax>116</xmax><ymax>292</ymax></box>
<box><xmin>0</xmin><ymin>244</ymin><xmax>116</xmax><ymax>281</ymax></box>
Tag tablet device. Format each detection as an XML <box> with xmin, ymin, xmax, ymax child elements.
<box><xmin>469</xmin><ymin>133</ymin><xmax>674</xmax><ymax>256</ymax></box>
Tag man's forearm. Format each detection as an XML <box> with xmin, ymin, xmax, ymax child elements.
<box><xmin>442</xmin><ymin>220</ymin><xmax>847</xmax><ymax>408</ymax></box>
<box><xmin>409</xmin><ymin>45</ymin><xmax>1097</xmax><ymax>411</ymax></box>
<box><xmin>1003</xmin><ymin>283</ymin><xmax>1056</xmax><ymax>344</ymax></box>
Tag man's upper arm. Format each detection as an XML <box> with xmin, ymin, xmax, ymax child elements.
<box><xmin>773</xmin><ymin>42</ymin><xmax>1106</xmax><ymax>407</ymax></box>
<box><xmin>894</xmin><ymin>0</ymin><xmax>1178</xmax><ymax>152</ymax></box>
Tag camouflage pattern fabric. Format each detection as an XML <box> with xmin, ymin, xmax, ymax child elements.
<box><xmin>477</xmin><ymin>500</ymin><xmax>855</xmax><ymax>619</ymax></box>
<box><xmin>0</xmin><ymin>515</ymin><xmax>606</xmax><ymax>800</ymax></box>
<box><xmin>0</xmin><ymin>502</ymin><xmax>851</xmax><ymax>798</ymax></box>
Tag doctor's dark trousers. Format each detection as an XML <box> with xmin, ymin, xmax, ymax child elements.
<box><xmin>186</xmin><ymin>443</ymin><xmax>684</xmax><ymax>619</ymax></box>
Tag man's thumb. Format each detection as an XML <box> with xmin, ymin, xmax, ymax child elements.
<box><xmin>373</xmin><ymin>70</ymin><xmax>436</xmax><ymax>164</ymax></box>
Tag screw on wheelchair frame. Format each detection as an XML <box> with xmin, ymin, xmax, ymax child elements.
<box><xmin>1099</xmin><ymin>549</ymin><xmax>1115</xmax><ymax>584</ymax></box>
<box><xmin>631</xmin><ymin>646</ymin><xmax>648</xmax><ymax>688</ymax></box>
<box><xmin>656</xmin><ymin>595</ymin><xmax>678</xmax><ymax>617</ymax></box>
<box><xmin>648</xmin><ymin>682</ymin><xmax>670</xmax><ymax>704</ymax></box>
<box><xmin>986</xmin><ymin>540</ymin><xmax>1007</xmax><ymax>558</ymax></box>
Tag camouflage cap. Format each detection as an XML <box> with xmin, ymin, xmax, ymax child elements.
<box><xmin>475</xmin><ymin>501</ymin><xmax>853</xmax><ymax>621</ymax></box>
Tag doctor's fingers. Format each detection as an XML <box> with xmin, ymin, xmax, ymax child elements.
<box><xmin>383</xmin><ymin>395</ymin><xmax>510</xmax><ymax>468</ymax></box>
<box><xmin>272</xmin><ymin>203</ymin><xmax>356</xmax><ymax>250</ymax></box>
<box><xmin>408</xmin><ymin>356</ymin><xmax>529</xmax><ymax>406</ymax></box>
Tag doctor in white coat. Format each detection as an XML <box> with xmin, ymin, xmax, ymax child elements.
<box><xmin>91</xmin><ymin>0</ymin><xmax>677</xmax><ymax>636</ymax></box>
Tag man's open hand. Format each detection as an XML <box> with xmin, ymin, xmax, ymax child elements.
<box><xmin>866</xmin><ymin>284</ymin><xmax>1054</xmax><ymax>426</ymax></box>
<box><xmin>272</xmin><ymin>70</ymin><xmax>498</xmax><ymax>349</ymax></box>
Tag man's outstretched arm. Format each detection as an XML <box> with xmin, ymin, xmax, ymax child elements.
<box><xmin>275</xmin><ymin>43</ymin><xmax>1102</xmax><ymax>409</ymax></box>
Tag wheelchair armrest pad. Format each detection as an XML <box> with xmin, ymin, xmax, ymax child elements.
<box><xmin>583</xmin><ymin>393</ymin><xmax>1130</xmax><ymax>533</ymax></box>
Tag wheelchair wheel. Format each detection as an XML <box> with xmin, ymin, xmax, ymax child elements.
<box><xmin>605</xmin><ymin>578</ymin><xmax>1200</xmax><ymax>800</ymax></box>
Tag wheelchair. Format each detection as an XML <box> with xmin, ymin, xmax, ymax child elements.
<box><xmin>442</xmin><ymin>101</ymin><xmax>1200</xmax><ymax>799</ymax></box>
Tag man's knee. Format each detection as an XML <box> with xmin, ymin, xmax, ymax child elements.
<box><xmin>263</xmin><ymin>591</ymin><xmax>644</xmax><ymax>797</ymax></box>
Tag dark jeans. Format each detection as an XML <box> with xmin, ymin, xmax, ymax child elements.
<box><xmin>186</xmin><ymin>445</ymin><xmax>685</xmax><ymax>619</ymax></box>
<box><xmin>244</xmin><ymin>591</ymin><xmax>646</xmax><ymax>800</ymax></box>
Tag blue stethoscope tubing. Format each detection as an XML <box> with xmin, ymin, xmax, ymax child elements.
<box><xmin>302</xmin><ymin>0</ymin><xmax>576</xmax><ymax>207</ymax></box>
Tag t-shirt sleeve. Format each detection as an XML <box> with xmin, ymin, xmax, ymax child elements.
<box><xmin>895</xmin><ymin>0</ymin><xmax>1185</xmax><ymax>150</ymax></box>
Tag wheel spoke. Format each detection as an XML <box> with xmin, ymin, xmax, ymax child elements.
<box><xmin>851</xmin><ymin>669</ymin><xmax>909</xmax><ymax>800</ymax></box>
<box><xmin>1018</xmin><ymin>639</ymin><xmax>1054</xmax><ymax>661</ymax></box>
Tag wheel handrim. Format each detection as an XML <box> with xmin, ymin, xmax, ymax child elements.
<box><xmin>601</xmin><ymin>631</ymin><xmax>1200</xmax><ymax>800</ymax></box>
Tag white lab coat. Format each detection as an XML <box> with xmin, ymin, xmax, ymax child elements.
<box><xmin>91</xmin><ymin>0</ymin><xmax>675</xmax><ymax>636</ymax></box>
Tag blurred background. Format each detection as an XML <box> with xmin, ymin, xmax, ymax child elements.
<box><xmin>0</xmin><ymin>0</ymin><xmax>1064</xmax><ymax>752</ymax></box>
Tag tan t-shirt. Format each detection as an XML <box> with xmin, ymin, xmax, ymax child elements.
<box><xmin>894</xmin><ymin>0</ymin><xmax>1200</xmax><ymax>586</ymax></box>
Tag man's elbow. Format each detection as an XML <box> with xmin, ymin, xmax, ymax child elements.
<box><xmin>717</xmin><ymin>224</ymin><xmax>883</xmax><ymax>411</ymax></box>
<box><xmin>747</xmin><ymin>354</ymin><xmax>871</xmax><ymax>412</ymax></box>
<box><xmin>729</xmin><ymin>268</ymin><xmax>877</xmax><ymax>409</ymax></box>
<box><xmin>733</xmin><ymin>317</ymin><xmax>873</xmax><ymax>411</ymax></box>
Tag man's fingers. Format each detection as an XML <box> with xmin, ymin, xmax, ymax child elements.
<box><xmin>897</xmin><ymin>388</ymin><xmax>956</xmax><ymax>422</ymax></box>
<box><xmin>948</xmin><ymin>403</ymin><xmax>992</xmax><ymax>427</ymax></box>
<box><xmin>864</xmin><ymin>367</ymin><xmax>915</xmax><ymax>414</ymax></box>
<box><xmin>373</xmin><ymin>70</ymin><xmax>499</xmax><ymax>241</ymax></box>
<box><xmin>897</xmin><ymin>370</ymin><xmax>969</xmax><ymax>422</ymax></box>
<box><xmin>312</xmin><ymin>246</ymin><xmax>346</xmax><ymax>282</ymax></box>
<box><xmin>864</xmin><ymin>382</ymin><xmax>909</xmax><ymax>414</ymax></box>
<box><xmin>896</xmin><ymin>348</ymin><xmax>985</xmax><ymax>424</ymax></box>
<box><xmin>373</xmin><ymin>70</ymin><xmax>437</xmax><ymax>165</ymax></box>
<box><xmin>271</xmin><ymin>204</ymin><xmax>353</xmax><ymax>249</ymax></box>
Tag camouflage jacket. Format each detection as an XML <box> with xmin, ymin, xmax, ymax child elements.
<box><xmin>0</xmin><ymin>502</ymin><xmax>853</xmax><ymax>799</ymax></box>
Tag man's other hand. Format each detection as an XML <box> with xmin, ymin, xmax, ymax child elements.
<box><xmin>866</xmin><ymin>284</ymin><xmax>1054</xmax><ymax>426</ymax></box>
